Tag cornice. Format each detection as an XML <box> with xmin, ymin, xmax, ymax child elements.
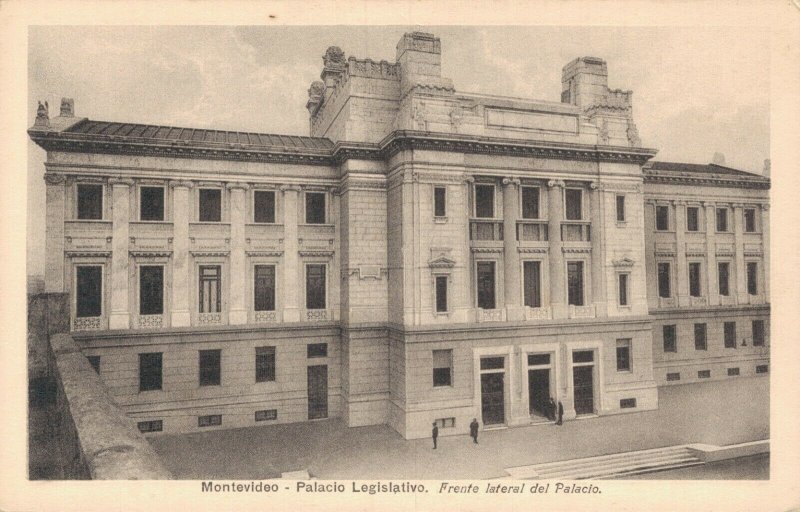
<box><xmin>643</xmin><ymin>171</ymin><xmax>770</xmax><ymax>190</ymax></box>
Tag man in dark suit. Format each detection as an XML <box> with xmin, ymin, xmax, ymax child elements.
<box><xmin>469</xmin><ymin>418</ymin><xmax>479</xmax><ymax>444</ymax></box>
<box><xmin>548</xmin><ymin>397</ymin><xmax>556</xmax><ymax>421</ymax></box>
<box><xmin>432</xmin><ymin>422</ymin><xmax>439</xmax><ymax>449</ymax></box>
<box><xmin>556</xmin><ymin>401</ymin><xmax>564</xmax><ymax>425</ymax></box>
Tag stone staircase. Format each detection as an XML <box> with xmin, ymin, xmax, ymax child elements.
<box><xmin>504</xmin><ymin>445</ymin><xmax>704</xmax><ymax>480</ymax></box>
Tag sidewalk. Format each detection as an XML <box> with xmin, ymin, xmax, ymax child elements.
<box><xmin>149</xmin><ymin>376</ymin><xmax>769</xmax><ymax>480</ymax></box>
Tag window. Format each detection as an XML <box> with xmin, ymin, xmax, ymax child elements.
<box><xmin>663</xmin><ymin>325</ymin><xmax>677</xmax><ymax>353</ymax></box>
<box><xmin>254</xmin><ymin>190</ymin><xmax>276</xmax><ymax>223</ymax></box>
<box><xmin>522</xmin><ymin>187</ymin><xmax>540</xmax><ymax>219</ymax></box>
<box><xmin>76</xmin><ymin>266</ymin><xmax>103</xmax><ymax>318</ymax></box>
<box><xmin>616</xmin><ymin>339</ymin><xmax>632</xmax><ymax>372</ymax></box>
<box><xmin>657</xmin><ymin>263</ymin><xmax>671</xmax><ymax>298</ymax></box>
<box><xmin>435</xmin><ymin>417</ymin><xmax>456</xmax><ymax>428</ymax></box>
<box><xmin>567</xmin><ymin>261</ymin><xmax>584</xmax><ymax>306</ymax></box>
<box><xmin>752</xmin><ymin>320</ymin><xmax>765</xmax><ymax>346</ymax></box>
<box><xmin>565</xmin><ymin>188</ymin><xmax>583</xmax><ymax>220</ymax></box>
<box><xmin>307</xmin><ymin>343</ymin><xmax>328</xmax><ymax>358</ymax></box>
<box><xmin>137</xmin><ymin>420</ymin><xmax>163</xmax><ymax>433</ymax></box>
<box><xmin>480</xmin><ymin>356</ymin><xmax>505</xmax><ymax>370</ymax></box>
<box><xmin>666</xmin><ymin>372</ymin><xmax>681</xmax><ymax>381</ymax></box>
<box><xmin>619</xmin><ymin>398</ymin><xmax>636</xmax><ymax>409</ymax></box>
<box><xmin>572</xmin><ymin>351</ymin><xmax>594</xmax><ymax>363</ymax></box>
<box><xmin>255</xmin><ymin>409</ymin><xmax>277</xmax><ymax>422</ymax></box>
<box><xmin>77</xmin><ymin>184</ymin><xmax>103</xmax><ymax>220</ymax></box>
<box><xmin>139</xmin><ymin>353</ymin><xmax>163</xmax><ymax>392</ymax></box>
<box><xmin>718</xmin><ymin>262</ymin><xmax>730</xmax><ymax>296</ymax></box>
<box><xmin>432</xmin><ymin>349</ymin><xmax>452</xmax><ymax>387</ymax></box>
<box><xmin>305</xmin><ymin>264</ymin><xmax>327</xmax><ymax>310</ymax></box>
<box><xmin>616</xmin><ymin>195</ymin><xmax>626</xmax><ymax>222</ymax></box>
<box><xmin>434</xmin><ymin>187</ymin><xmax>446</xmax><ymax>217</ymax></box>
<box><xmin>476</xmin><ymin>261</ymin><xmax>496</xmax><ymax>309</ymax></box>
<box><xmin>523</xmin><ymin>261</ymin><xmax>542</xmax><ymax>308</ymax></box>
<box><xmin>305</xmin><ymin>192</ymin><xmax>326</xmax><ymax>224</ymax></box>
<box><xmin>727</xmin><ymin>368</ymin><xmax>740</xmax><ymax>376</ymax></box>
<box><xmin>744</xmin><ymin>208</ymin><xmax>756</xmax><ymax>233</ymax></box>
<box><xmin>724</xmin><ymin>321</ymin><xmax>737</xmax><ymax>348</ymax></box>
<box><xmin>254</xmin><ymin>265</ymin><xmax>276</xmax><ymax>312</ymax></box>
<box><xmin>747</xmin><ymin>262</ymin><xmax>758</xmax><ymax>295</ymax></box>
<box><xmin>474</xmin><ymin>185</ymin><xmax>494</xmax><ymax>218</ymax></box>
<box><xmin>199</xmin><ymin>265</ymin><xmax>221</xmax><ymax>313</ymax></box>
<box><xmin>198</xmin><ymin>415</ymin><xmax>222</xmax><ymax>427</ymax></box>
<box><xmin>698</xmin><ymin>370</ymin><xmax>711</xmax><ymax>379</ymax></box>
<box><xmin>140</xmin><ymin>186</ymin><xmax>164</xmax><ymax>221</ymax></box>
<box><xmin>435</xmin><ymin>275</ymin><xmax>448</xmax><ymax>313</ymax></box>
<box><xmin>139</xmin><ymin>266</ymin><xmax>164</xmax><ymax>315</ymax></box>
<box><xmin>618</xmin><ymin>273</ymin><xmax>629</xmax><ymax>306</ymax></box>
<box><xmin>689</xmin><ymin>263</ymin><xmax>702</xmax><ymax>297</ymax></box>
<box><xmin>87</xmin><ymin>355</ymin><xmax>100</xmax><ymax>373</ymax></box>
<box><xmin>199</xmin><ymin>349</ymin><xmax>221</xmax><ymax>386</ymax></box>
<box><xmin>694</xmin><ymin>323</ymin><xmax>707</xmax><ymax>351</ymax></box>
<box><xmin>655</xmin><ymin>205</ymin><xmax>669</xmax><ymax>231</ymax></box>
<box><xmin>716</xmin><ymin>207</ymin><xmax>728</xmax><ymax>232</ymax></box>
<box><xmin>686</xmin><ymin>206</ymin><xmax>699</xmax><ymax>232</ymax></box>
<box><xmin>255</xmin><ymin>346</ymin><xmax>275</xmax><ymax>383</ymax></box>
<box><xmin>755</xmin><ymin>364</ymin><xmax>768</xmax><ymax>374</ymax></box>
<box><xmin>528</xmin><ymin>354</ymin><xmax>550</xmax><ymax>365</ymax></box>
<box><xmin>199</xmin><ymin>188</ymin><xmax>221</xmax><ymax>222</ymax></box>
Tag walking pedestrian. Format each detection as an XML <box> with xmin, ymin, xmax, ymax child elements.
<box><xmin>556</xmin><ymin>401</ymin><xmax>564</xmax><ymax>425</ymax></box>
<box><xmin>548</xmin><ymin>397</ymin><xmax>556</xmax><ymax>421</ymax></box>
<box><xmin>432</xmin><ymin>422</ymin><xmax>439</xmax><ymax>449</ymax></box>
<box><xmin>469</xmin><ymin>418</ymin><xmax>479</xmax><ymax>444</ymax></box>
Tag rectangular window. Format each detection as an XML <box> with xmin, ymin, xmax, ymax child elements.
<box><xmin>307</xmin><ymin>343</ymin><xmax>328</xmax><ymax>358</ymax></box>
<box><xmin>567</xmin><ymin>261</ymin><xmax>584</xmax><ymax>306</ymax></box>
<box><xmin>255</xmin><ymin>346</ymin><xmax>276</xmax><ymax>383</ymax></box>
<box><xmin>698</xmin><ymin>370</ymin><xmax>711</xmax><ymax>379</ymax></box>
<box><xmin>435</xmin><ymin>275</ymin><xmax>448</xmax><ymax>313</ymax></box>
<box><xmin>620</xmin><ymin>398</ymin><xmax>636</xmax><ymax>409</ymax></box>
<box><xmin>434</xmin><ymin>187</ymin><xmax>446</xmax><ymax>217</ymax></box>
<box><xmin>474</xmin><ymin>185</ymin><xmax>494</xmax><ymax>218</ymax></box>
<box><xmin>744</xmin><ymin>208</ymin><xmax>756</xmax><ymax>233</ymax></box>
<box><xmin>657</xmin><ymin>262</ymin><xmax>671</xmax><ymax>298</ymax></box>
<box><xmin>76</xmin><ymin>265</ymin><xmax>102</xmax><ymax>318</ymax></box>
<box><xmin>476</xmin><ymin>261</ymin><xmax>496</xmax><ymax>309</ymax></box>
<box><xmin>565</xmin><ymin>188</ymin><xmax>583</xmax><ymax>220</ymax></box>
<box><xmin>87</xmin><ymin>355</ymin><xmax>100</xmax><ymax>373</ymax></box>
<box><xmin>305</xmin><ymin>264</ymin><xmax>327</xmax><ymax>310</ymax></box>
<box><xmin>724</xmin><ymin>321</ymin><xmax>737</xmax><ymax>348</ymax></box>
<box><xmin>137</xmin><ymin>420</ymin><xmax>163</xmax><ymax>433</ymax></box>
<box><xmin>199</xmin><ymin>349</ymin><xmax>221</xmax><ymax>386</ymax></box>
<box><xmin>727</xmin><ymin>368</ymin><xmax>740</xmax><ymax>376</ymax></box>
<box><xmin>572</xmin><ymin>350</ymin><xmax>594</xmax><ymax>363</ymax></box>
<box><xmin>254</xmin><ymin>265</ymin><xmax>276</xmax><ymax>312</ymax></box>
<box><xmin>77</xmin><ymin>184</ymin><xmax>103</xmax><ymax>220</ymax></box>
<box><xmin>686</xmin><ymin>206</ymin><xmax>699</xmax><ymax>232</ymax></box>
<box><xmin>198</xmin><ymin>265</ymin><xmax>221</xmax><ymax>313</ymax></box>
<box><xmin>716</xmin><ymin>207</ymin><xmax>728</xmax><ymax>232</ymax></box>
<box><xmin>305</xmin><ymin>192</ymin><xmax>326</xmax><ymax>224</ymax></box>
<box><xmin>253</xmin><ymin>190</ymin><xmax>276</xmax><ymax>223</ymax></box>
<box><xmin>689</xmin><ymin>262</ymin><xmax>702</xmax><ymax>297</ymax></box>
<box><xmin>663</xmin><ymin>325</ymin><xmax>677</xmax><ymax>353</ymax></box>
<box><xmin>755</xmin><ymin>364</ymin><xmax>768</xmax><ymax>374</ymax></box>
<box><xmin>480</xmin><ymin>356</ymin><xmax>505</xmax><ymax>370</ymax></box>
<box><xmin>522</xmin><ymin>187</ymin><xmax>540</xmax><ymax>219</ymax></box>
<box><xmin>435</xmin><ymin>417</ymin><xmax>456</xmax><ymax>428</ymax></box>
<box><xmin>616</xmin><ymin>195</ymin><xmax>626</xmax><ymax>222</ymax></box>
<box><xmin>666</xmin><ymin>372</ymin><xmax>680</xmax><ymax>381</ymax></box>
<box><xmin>139</xmin><ymin>266</ymin><xmax>164</xmax><ymax>315</ymax></box>
<box><xmin>523</xmin><ymin>261</ymin><xmax>542</xmax><ymax>308</ymax></box>
<box><xmin>694</xmin><ymin>323</ymin><xmax>707</xmax><ymax>351</ymax></box>
<box><xmin>138</xmin><ymin>353</ymin><xmax>163</xmax><ymax>392</ymax></box>
<box><xmin>747</xmin><ymin>262</ymin><xmax>758</xmax><ymax>295</ymax></box>
<box><xmin>255</xmin><ymin>409</ymin><xmax>277</xmax><ymax>422</ymax></box>
<box><xmin>718</xmin><ymin>262</ymin><xmax>730</xmax><ymax>296</ymax></box>
<box><xmin>656</xmin><ymin>205</ymin><xmax>669</xmax><ymax>231</ymax></box>
<box><xmin>140</xmin><ymin>186</ymin><xmax>165</xmax><ymax>221</ymax></box>
<box><xmin>432</xmin><ymin>349</ymin><xmax>452</xmax><ymax>387</ymax></box>
<box><xmin>198</xmin><ymin>415</ymin><xmax>222</xmax><ymax>427</ymax></box>
<box><xmin>528</xmin><ymin>354</ymin><xmax>550</xmax><ymax>366</ymax></box>
<box><xmin>618</xmin><ymin>273</ymin><xmax>629</xmax><ymax>306</ymax></box>
<box><xmin>199</xmin><ymin>188</ymin><xmax>221</xmax><ymax>222</ymax></box>
<box><xmin>752</xmin><ymin>320</ymin><xmax>765</xmax><ymax>346</ymax></box>
<box><xmin>616</xmin><ymin>339</ymin><xmax>632</xmax><ymax>372</ymax></box>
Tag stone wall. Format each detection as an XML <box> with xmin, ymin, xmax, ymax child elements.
<box><xmin>27</xmin><ymin>292</ymin><xmax>69</xmax><ymax>382</ymax></box>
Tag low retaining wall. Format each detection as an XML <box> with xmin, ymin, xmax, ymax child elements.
<box><xmin>687</xmin><ymin>440</ymin><xmax>770</xmax><ymax>463</ymax></box>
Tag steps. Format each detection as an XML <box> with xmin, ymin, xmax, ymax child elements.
<box><xmin>505</xmin><ymin>445</ymin><xmax>704</xmax><ymax>480</ymax></box>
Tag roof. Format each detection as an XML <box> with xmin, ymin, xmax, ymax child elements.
<box><xmin>647</xmin><ymin>161</ymin><xmax>765</xmax><ymax>179</ymax></box>
<box><xmin>644</xmin><ymin>161</ymin><xmax>770</xmax><ymax>190</ymax></box>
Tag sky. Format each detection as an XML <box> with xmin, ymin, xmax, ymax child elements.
<box><xmin>26</xmin><ymin>25</ymin><xmax>770</xmax><ymax>277</ymax></box>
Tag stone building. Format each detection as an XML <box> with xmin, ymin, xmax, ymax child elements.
<box><xmin>28</xmin><ymin>31</ymin><xmax>769</xmax><ymax>439</ymax></box>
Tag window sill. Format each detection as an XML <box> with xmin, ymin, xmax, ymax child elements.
<box><xmin>134</xmin><ymin>220</ymin><xmax>171</xmax><ymax>224</ymax></box>
<box><xmin>192</xmin><ymin>221</ymin><xmax>230</xmax><ymax>225</ymax></box>
<box><xmin>615</xmin><ymin>221</ymin><xmax>627</xmax><ymax>227</ymax></box>
<box><xmin>71</xmin><ymin>219</ymin><xmax>109</xmax><ymax>223</ymax></box>
<box><xmin>433</xmin><ymin>216</ymin><xmax>448</xmax><ymax>224</ymax></box>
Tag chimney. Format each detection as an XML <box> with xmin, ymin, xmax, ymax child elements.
<box><xmin>712</xmin><ymin>152</ymin><xmax>726</xmax><ymax>166</ymax></box>
<box><xmin>561</xmin><ymin>57</ymin><xmax>609</xmax><ymax>110</ymax></box>
<box><xmin>396</xmin><ymin>32</ymin><xmax>450</xmax><ymax>96</ymax></box>
<box><xmin>763</xmin><ymin>158</ymin><xmax>771</xmax><ymax>177</ymax></box>
<box><xmin>60</xmin><ymin>97</ymin><xmax>74</xmax><ymax>117</ymax></box>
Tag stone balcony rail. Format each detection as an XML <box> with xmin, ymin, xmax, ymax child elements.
<box><xmin>561</xmin><ymin>220</ymin><xmax>591</xmax><ymax>242</ymax></box>
<box><xmin>470</xmin><ymin>219</ymin><xmax>504</xmax><ymax>241</ymax></box>
<box><xmin>517</xmin><ymin>220</ymin><xmax>549</xmax><ymax>242</ymax></box>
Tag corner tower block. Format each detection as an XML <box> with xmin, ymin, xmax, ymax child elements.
<box><xmin>396</xmin><ymin>31</ymin><xmax>453</xmax><ymax>97</ymax></box>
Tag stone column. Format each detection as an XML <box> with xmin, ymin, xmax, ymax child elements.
<box><xmin>733</xmin><ymin>203</ymin><xmax>747</xmax><ymax>305</ymax></box>
<box><xmin>502</xmin><ymin>178</ymin><xmax>523</xmax><ymax>320</ymax></box>
<box><xmin>281</xmin><ymin>185</ymin><xmax>302</xmax><ymax>322</ymax></box>
<box><xmin>547</xmin><ymin>180</ymin><xmax>567</xmax><ymax>318</ymax></box>
<box><xmin>589</xmin><ymin>183</ymin><xmax>606</xmax><ymax>316</ymax></box>
<box><xmin>44</xmin><ymin>173</ymin><xmax>67</xmax><ymax>293</ymax></box>
<box><xmin>108</xmin><ymin>178</ymin><xmax>134</xmax><ymax>329</ymax></box>
<box><xmin>761</xmin><ymin>204</ymin><xmax>770</xmax><ymax>301</ymax></box>
<box><xmin>675</xmin><ymin>201</ymin><xmax>690</xmax><ymax>307</ymax></box>
<box><xmin>227</xmin><ymin>183</ymin><xmax>249</xmax><ymax>324</ymax></box>
<box><xmin>170</xmin><ymin>180</ymin><xmax>193</xmax><ymax>327</ymax></box>
<box><xmin>643</xmin><ymin>200</ymin><xmax>658</xmax><ymax>310</ymax></box>
<box><xmin>331</xmin><ymin>187</ymin><xmax>341</xmax><ymax>321</ymax></box>
<box><xmin>704</xmin><ymin>202</ymin><xmax>718</xmax><ymax>306</ymax></box>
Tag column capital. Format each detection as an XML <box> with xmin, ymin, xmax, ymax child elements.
<box><xmin>674</xmin><ymin>200</ymin><xmax>686</xmax><ymax>206</ymax></box>
<box><xmin>547</xmin><ymin>179</ymin><xmax>565</xmax><ymax>188</ymax></box>
<box><xmin>109</xmin><ymin>177</ymin><xmax>135</xmax><ymax>187</ymax></box>
<box><xmin>502</xmin><ymin>177</ymin><xmax>521</xmax><ymax>187</ymax></box>
<box><xmin>760</xmin><ymin>204</ymin><xmax>770</xmax><ymax>212</ymax></box>
<box><xmin>731</xmin><ymin>202</ymin><xmax>745</xmax><ymax>209</ymax></box>
<box><xmin>169</xmin><ymin>180</ymin><xmax>194</xmax><ymax>189</ymax></box>
<box><xmin>463</xmin><ymin>175</ymin><xmax>475</xmax><ymax>184</ymax></box>
<box><xmin>225</xmin><ymin>182</ymin><xmax>250</xmax><ymax>192</ymax></box>
<box><xmin>43</xmin><ymin>173</ymin><xmax>66</xmax><ymax>185</ymax></box>
<box><xmin>279</xmin><ymin>184</ymin><xmax>303</xmax><ymax>193</ymax></box>
<box><xmin>589</xmin><ymin>181</ymin><xmax>604</xmax><ymax>191</ymax></box>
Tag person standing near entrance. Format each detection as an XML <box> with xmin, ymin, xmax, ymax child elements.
<box><xmin>469</xmin><ymin>418</ymin><xmax>479</xmax><ymax>444</ymax></box>
<box><xmin>556</xmin><ymin>401</ymin><xmax>564</xmax><ymax>425</ymax></box>
<box><xmin>432</xmin><ymin>422</ymin><xmax>439</xmax><ymax>449</ymax></box>
<box><xmin>548</xmin><ymin>397</ymin><xmax>556</xmax><ymax>421</ymax></box>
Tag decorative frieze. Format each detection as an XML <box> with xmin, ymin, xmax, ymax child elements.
<box><xmin>73</xmin><ymin>317</ymin><xmax>102</xmax><ymax>331</ymax></box>
<box><xmin>197</xmin><ymin>313</ymin><xmax>222</xmax><ymax>325</ymax></box>
<box><xmin>138</xmin><ymin>315</ymin><xmax>164</xmax><ymax>328</ymax></box>
<box><xmin>306</xmin><ymin>310</ymin><xmax>329</xmax><ymax>321</ymax></box>
<box><xmin>254</xmin><ymin>311</ymin><xmax>278</xmax><ymax>323</ymax></box>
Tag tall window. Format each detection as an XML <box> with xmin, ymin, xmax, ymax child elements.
<box><xmin>523</xmin><ymin>261</ymin><xmax>542</xmax><ymax>308</ymax></box>
<box><xmin>434</xmin><ymin>187</ymin><xmax>446</xmax><ymax>218</ymax></box>
<box><xmin>435</xmin><ymin>276</ymin><xmax>448</xmax><ymax>313</ymax></box>
<box><xmin>254</xmin><ymin>265</ymin><xmax>276</xmax><ymax>312</ymax></box>
<box><xmin>744</xmin><ymin>208</ymin><xmax>756</xmax><ymax>233</ymax></box>
<box><xmin>565</xmin><ymin>189</ymin><xmax>583</xmax><ymax>220</ymax></box>
<box><xmin>254</xmin><ymin>190</ymin><xmax>276</xmax><ymax>223</ymax></box>
<box><xmin>432</xmin><ymin>349</ymin><xmax>452</xmax><ymax>387</ymax></box>
<box><xmin>139</xmin><ymin>353</ymin><xmax>163</xmax><ymax>392</ymax></box>
<box><xmin>718</xmin><ymin>262</ymin><xmax>730</xmax><ymax>296</ymax></box>
<box><xmin>686</xmin><ymin>206</ymin><xmax>699</xmax><ymax>232</ymax></box>
<box><xmin>752</xmin><ymin>320</ymin><xmax>765</xmax><ymax>346</ymax></box>
<box><xmin>663</xmin><ymin>325</ymin><xmax>677</xmax><ymax>353</ymax></box>
<box><xmin>305</xmin><ymin>192</ymin><xmax>326</xmax><ymax>224</ymax></box>
<box><xmin>689</xmin><ymin>263</ymin><xmax>702</xmax><ymax>297</ymax></box>
<box><xmin>618</xmin><ymin>273</ymin><xmax>629</xmax><ymax>306</ymax></box>
<box><xmin>199</xmin><ymin>349</ymin><xmax>221</xmax><ymax>386</ymax></box>
<box><xmin>255</xmin><ymin>346</ymin><xmax>276</xmax><ymax>383</ymax></box>
<box><xmin>616</xmin><ymin>339</ymin><xmax>631</xmax><ymax>372</ymax></box>
<box><xmin>77</xmin><ymin>184</ymin><xmax>103</xmax><ymax>220</ymax></box>
<box><xmin>140</xmin><ymin>186</ymin><xmax>165</xmax><ymax>221</ymax></box>
<box><xmin>476</xmin><ymin>261</ymin><xmax>496</xmax><ymax>309</ymax></box>
<box><xmin>522</xmin><ymin>187</ymin><xmax>540</xmax><ymax>219</ymax></box>
<box><xmin>657</xmin><ymin>262</ymin><xmax>671</xmax><ymax>298</ymax></box>
<box><xmin>656</xmin><ymin>205</ymin><xmax>669</xmax><ymax>231</ymax></box>
<box><xmin>716</xmin><ymin>207</ymin><xmax>728</xmax><ymax>232</ymax></box>
<box><xmin>747</xmin><ymin>262</ymin><xmax>758</xmax><ymax>295</ymax></box>
<box><xmin>306</xmin><ymin>264</ymin><xmax>326</xmax><ymax>310</ymax></box>
<box><xmin>76</xmin><ymin>266</ymin><xmax>102</xmax><ymax>318</ymax></box>
<box><xmin>199</xmin><ymin>189</ymin><xmax>222</xmax><ymax>222</ymax></box>
<box><xmin>567</xmin><ymin>261</ymin><xmax>584</xmax><ymax>306</ymax></box>
<box><xmin>139</xmin><ymin>266</ymin><xmax>164</xmax><ymax>315</ymax></box>
<box><xmin>724</xmin><ymin>321</ymin><xmax>736</xmax><ymax>348</ymax></box>
<box><xmin>474</xmin><ymin>185</ymin><xmax>494</xmax><ymax>218</ymax></box>
<box><xmin>694</xmin><ymin>323</ymin><xmax>707</xmax><ymax>351</ymax></box>
<box><xmin>616</xmin><ymin>195</ymin><xmax>626</xmax><ymax>222</ymax></box>
<box><xmin>199</xmin><ymin>265</ymin><xmax>221</xmax><ymax>313</ymax></box>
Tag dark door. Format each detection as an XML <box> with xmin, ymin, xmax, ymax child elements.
<box><xmin>528</xmin><ymin>369</ymin><xmax>550</xmax><ymax>417</ymax></box>
<box><xmin>307</xmin><ymin>365</ymin><xmax>328</xmax><ymax>420</ymax></box>
<box><xmin>573</xmin><ymin>365</ymin><xmax>594</xmax><ymax>415</ymax></box>
<box><xmin>481</xmin><ymin>373</ymin><xmax>505</xmax><ymax>425</ymax></box>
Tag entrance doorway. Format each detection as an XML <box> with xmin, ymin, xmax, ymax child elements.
<box><xmin>573</xmin><ymin>365</ymin><xmax>594</xmax><ymax>415</ymax></box>
<box><xmin>307</xmin><ymin>365</ymin><xmax>328</xmax><ymax>420</ymax></box>
<box><xmin>481</xmin><ymin>373</ymin><xmax>505</xmax><ymax>425</ymax></box>
<box><xmin>528</xmin><ymin>369</ymin><xmax>551</xmax><ymax>418</ymax></box>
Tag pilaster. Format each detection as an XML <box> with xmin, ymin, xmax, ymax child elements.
<box><xmin>733</xmin><ymin>203</ymin><xmax>747</xmax><ymax>304</ymax></box>
<box><xmin>169</xmin><ymin>180</ymin><xmax>193</xmax><ymax>327</ymax></box>
<box><xmin>761</xmin><ymin>204</ymin><xmax>770</xmax><ymax>301</ymax></box>
<box><xmin>502</xmin><ymin>178</ymin><xmax>523</xmax><ymax>320</ymax></box>
<box><xmin>548</xmin><ymin>180</ymin><xmax>567</xmax><ymax>318</ymax></box>
<box><xmin>108</xmin><ymin>177</ymin><xmax>134</xmax><ymax>329</ymax></box>
<box><xmin>675</xmin><ymin>201</ymin><xmax>690</xmax><ymax>307</ymax></box>
<box><xmin>589</xmin><ymin>183</ymin><xmax>607</xmax><ymax>317</ymax></box>
<box><xmin>227</xmin><ymin>183</ymin><xmax>249</xmax><ymax>324</ymax></box>
<box><xmin>44</xmin><ymin>173</ymin><xmax>67</xmax><ymax>293</ymax></box>
<box><xmin>281</xmin><ymin>185</ymin><xmax>302</xmax><ymax>322</ymax></box>
<box><xmin>704</xmin><ymin>202</ymin><xmax>719</xmax><ymax>306</ymax></box>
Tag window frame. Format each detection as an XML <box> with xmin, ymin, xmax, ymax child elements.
<box><xmin>655</xmin><ymin>204</ymin><xmax>669</xmax><ymax>231</ymax></box>
<box><xmin>615</xmin><ymin>194</ymin><xmax>626</xmax><ymax>223</ymax></box>
<box><xmin>744</xmin><ymin>208</ymin><xmax>757</xmax><ymax>233</ymax></box>
<box><xmin>138</xmin><ymin>264</ymin><xmax>165</xmax><ymax>316</ymax></box>
<box><xmin>663</xmin><ymin>324</ymin><xmax>677</xmax><ymax>353</ymax></box>
<box><xmin>304</xmin><ymin>191</ymin><xmax>327</xmax><ymax>224</ymax></box>
<box><xmin>253</xmin><ymin>189</ymin><xmax>277</xmax><ymax>224</ymax></box>
<box><xmin>305</xmin><ymin>263</ymin><xmax>328</xmax><ymax>311</ymax></box>
<box><xmin>432</xmin><ymin>349</ymin><xmax>453</xmax><ymax>388</ymax></box>
<box><xmin>694</xmin><ymin>323</ymin><xmax>708</xmax><ymax>351</ymax></box>
<box><xmin>657</xmin><ymin>261</ymin><xmax>672</xmax><ymax>299</ymax></box>
<box><xmin>686</xmin><ymin>206</ymin><xmax>700</xmax><ymax>232</ymax></box>
<box><xmin>76</xmin><ymin>183</ymin><xmax>104</xmax><ymax>220</ymax></box>
<box><xmin>616</xmin><ymin>339</ymin><xmax>632</xmax><ymax>372</ymax></box>
<box><xmin>715</xmin><ymin>207</ymin><xmax>729</xmax><ymax>233</ymax></box>
<box><xmin>473</xmin><ymin>183</ymin><xmax>496</xmax><ymax>219</ymax></box>
<box><xmin>564</xmin><ymin>187</ymin><xmax>583</xmax><ymax>221</ymax></box>
<box><xmin>522</xmin><ymin>260</ymin><xmax>543</xmax><ymax>308</ymax></box>
<box><xmin>198</xmin><ymin>264</ymin><xmax>223</xmax><ymax>314</ymax></box>
<box><xmin>746</xmin><ymin>261</ymin><xmax>759</xmax><ymax>296</ymax></box>
<box><xmin>198</xmin><ymin>349</ymin><xmax>222</xmax><ymax>387</ymax></box>
<box><xmin>475</xmin><ymin>260</ymin><xmax>497</xmax><ymax>309</ymax></box>
<box><xmin>724</xmin><ymin>321</ymin><xmax>737</xmax><ymax>349</ymax></box>
<box><xmin>307</xmin><ymin>343</ymin><xmax>328</xmax><ymax>359</ymax></box>
<box><xmin>253</xmin><ymin>264</ymin><xmax>277</xmax><ymax>312</ymax></box>
<box><xmin>198</xmin><ymin>187</ymin><xmax>223</xmax><ymax>223</ymax></box>
<box><xmin>433</xmin><ymin>186</ymin><xmax>447</xmax><ymax>218</ymax></box>
<box><xmin>139</xmin><ymin>185</ymin><xmax>166</xmax><ymax>222</ymax></box>
<box><xmin>617</xmin><ymin>272</ymin><xmax>630</xmax><ymax>307</ymax></box>
<box><xmin>521</xmin><ymin>186</ymin><xmax>541</xmax><ymax>220</ymax></box>
<box><xmin>567</xmin><ymin>260</ymin><xmax>585</xmax><ymax>306</ymax></box>
<box><xmin>255</xmin><ymin>346</ymin><xmax>276</xmax><ymax>383</ymax></box>
<box><xmin>434</xmin><ymin>274</ymin><xmax>449</xmax><ymax>313</ymax></box>
<box><xmin>752</xmin><ymin>320</ymin><xmax>765</xmax><ymax>346</ymax></box>
<box><xmin>688</xmin><ymin>262</ymin><xmax>703</xmax><ymax>297</ymax></box>
<box><xmin>138</xmin><ymin>352</ymin><xmax>163</xmax><ymax>392</ymax></box>
<box><xmin>717</xmin><ymin>261</ymin><xmax>731</xmax><ymax>297</ymax></box>
<box><xmin>75</xmin><ymin>264</ymin><xmax>104</xmax><ymax>319</ymax></box>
